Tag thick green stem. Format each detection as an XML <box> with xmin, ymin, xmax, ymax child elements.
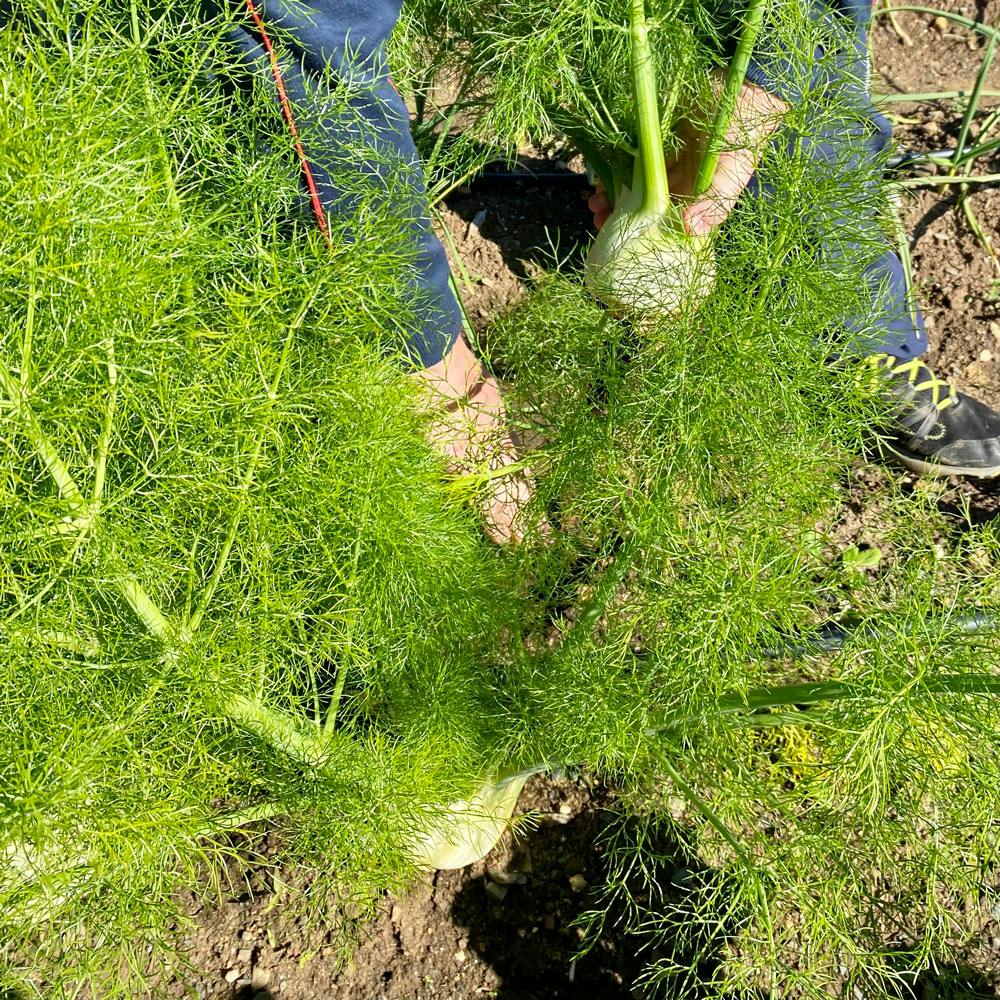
<box><xmin>324</xmin><ymin>520</ymin><xmax>367</xmax><ymax>735</ymax></box>
<box><xmin>630</xmin><ymin>0</ymin><xmax>671</xmax><ymax>213</ymax></box>
<box><xmin>0</xmin><ymin>359</ymin><xmax>84</xmax><ymax>507</ymax></box>
<box><xmin>645</xmin><ymin>672</ymin><xmax>1000</xmax><ymax>735</ymax></box>
<box><xmin>952</xmin><ymin>35</ymin><xmax>997</xmax><ymax>181</ymax></box>
<box><xmin>693</xmin><ymin>0</ymin><xmax>769</xmax><ymax>197</ymax></box>
<box><xmin>224</xmin><ymin>694</ymin><xmax>336</xmax><ymax>770</ymax></box>
<box><xmin>1</xmin><ymin>356</ymin><xmax>173</xmax><ymax>641</ymax></box>
<box><xmin>658</xmin><ymin>753</ymin><xmax>753</xmax><ymax>867</ymax></box>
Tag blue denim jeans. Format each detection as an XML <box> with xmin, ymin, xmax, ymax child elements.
<box><xmin>239</xmin><ymin>0</ymin><xmax>924</xmax><ymax>361</ymax></box>
<box><xmin>744</xmin><ymin>0</ymin><xmax>927</xmax><ymax>359</ymax></box>
<box><xmin>208</xmin><ymin>0</ymin><xmax>463</xmax><ymax>368</ymax></box>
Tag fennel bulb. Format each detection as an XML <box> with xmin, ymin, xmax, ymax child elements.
<box><xmin>408</xmin><ymin>768</ymin><xmax>538</xmax><ymax>869</ymax></box>
<box><xmin>585</xmin><ymin>186</ymin><xmax>716</xmax><ymax>317</ymax></box>
<box><xmin>583</xmin><ymin>0</ymin><xmax>716</xmax><ymax>319</ymax></box>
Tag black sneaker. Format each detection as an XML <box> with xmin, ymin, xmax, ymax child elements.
<box><xmin>868</xmin><ymin>353</ymin><xmax>1000</xmax><ymax>478</ymax></box>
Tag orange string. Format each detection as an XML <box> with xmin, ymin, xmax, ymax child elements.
<box><xmin>244</xmin><ymin>0</ymin><xmax>332</xmax><ymax>247</ymax></box>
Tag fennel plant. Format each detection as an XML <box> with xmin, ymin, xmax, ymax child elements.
<box><xmin>1</xmin><ymin>4</ymin><xmax>520</xmax><ymax>994</ymax></box>
<box><xmin>1</xmin><ymin>0</ymin><xmax>999</xmax><ymax>997</ymax></box>
<box><xmin>397</xmin><ymin>0</ymin><xmax>1000</xmax><ymax>992</ymax></box>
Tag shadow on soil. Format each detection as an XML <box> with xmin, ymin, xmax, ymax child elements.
<box><xmin>444</xmin><ymin>169</ymin><xmax>595</xmax><ymax>283</ymax></box>
<box><xmin>443</xmin><ymin>787</ymin><xmax>734</xmax><ymax>1000</ymax></box>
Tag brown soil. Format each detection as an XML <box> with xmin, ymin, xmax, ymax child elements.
<box><xmin>168</xmin><ymin>8</ymin><xmax>1000</xmax><ymax>998</ymax></box>
<box><xmin>874</xmin><ymin>0</ymin><xmax>1000</xmax><ymax>416</ymax></box>
<box><xmin>168</xmin><ymin>776</ymin><xmax>650</xmax><ymax>1000</ymax></box>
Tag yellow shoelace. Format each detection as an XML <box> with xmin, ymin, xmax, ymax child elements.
<box><xmin>868</xmin><ymin>353</ymin><xmax>959</xmax><ymax>412</ymax></box>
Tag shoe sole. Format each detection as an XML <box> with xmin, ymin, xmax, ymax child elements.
<box><xmin>883</xmin><ymin>442</ymin><xmax>1000</xmax><ymax>479</ymax></box>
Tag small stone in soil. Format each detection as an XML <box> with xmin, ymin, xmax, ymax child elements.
<box><xmin>568</xmin><ymin>874</ymin><xmax>588</xmax><ymax>892</ymax></box>
<box><xmin>485</xmin><ymin>880</ymin><xmax>509</xmax><ymax>902</ymax></box>
<box><xmin>237</xmin><ymin>947</ymin><xmax>253</xmax><ymax>963</ymax></box>
<box><xmin>488</xmin><ymin>868</ymin><xmax>527</xmax><ymax>884</ymax></box>
<box><xmin>224</xmin><ymin>969</ymin><xmax>242</xmax><ymax>984</ymax></box>
<box><xmin>454</xmin><ymin>949</ymin><xmax>467</xmax><ymax>964</ymax></box>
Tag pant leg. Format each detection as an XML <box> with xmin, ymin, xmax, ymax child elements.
<box><xmin>210</xmin><ymin>0</ymin><xmax>462</xmax><ymax>368</ymax></box>
<box><xmin>743</xmin><ymin>1</ymin><xmax>927</xmax><ymax>361</ymax></box>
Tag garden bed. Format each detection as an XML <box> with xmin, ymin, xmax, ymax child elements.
<box><xmin>162</xmin><ymin>5</ymin><xmax>1000</xmax><ymax>998</ymax></box>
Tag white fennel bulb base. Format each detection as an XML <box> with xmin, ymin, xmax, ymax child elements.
<box><xmin>408</xmin><ymin>769</ymin><xmax>539</xmax><ymax>870</ymax></box>
<box><xmin>585</xmin><ymin>199</ymin><xmax>716</xmax><ymax>318</ymax></box>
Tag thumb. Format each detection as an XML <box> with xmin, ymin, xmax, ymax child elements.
<box><xmin>683</xmin><ymin>149</ymin><xmax>757</xmax><ymax>237</ymax></box>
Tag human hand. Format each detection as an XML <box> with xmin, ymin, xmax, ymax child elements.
<box><xmin>587</xmin><ymin>80</ymin><xmax>788</xmax><ymax>236</ymax></box>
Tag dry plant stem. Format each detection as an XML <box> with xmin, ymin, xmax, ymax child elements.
<box><xmin>879</xmin><ymin>0</ymin><xmax>913</xmax><ymax>47</ymax></box>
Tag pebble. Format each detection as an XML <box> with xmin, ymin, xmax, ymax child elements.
<box><xmin>980</xmin><ymin>349</ymin><xmax>994</xmax><ymax>363</ymax></box>
<box><xmin>485</xmin><ymin>880</ymin><xmax>509</xmax><ymax>902</ymax></box>
<box><xmin>454</xmin><ymin>949</ymin><xmax>467</xmax><ymax>964</ymax></box>
<box><xmin>990</xmin><ymin>321</ymin><xmax>1000</xmax><ymax>342</ymax></box>
<box><xmin>568</xmin><ymin>874</ymin><xmax>588</xmax><ymax>892</ymax></box>
<box><xmin>488</xmin><ymin>868</ymin><xmax>527</xmax><ymax>885</ymax></box>
<box><xmin>932</xmin><ymin>14</ymin><xmax>948</xmax><ymax>31</ymax></box>
<box><xmin>251</xmin><ymin>968</ymin><xmax>271</xmax><ymax>988</ymax></box>
<box><xmin>467</xmin><ymin>208</ymin><xmax>489</xmax><ymax>238</ymax></box>
<box><xmin>224</xmin><ymin>969</ymin><xmax>242</xmax><ymax>984</ymax></box>
<box><xmin>558</xmin><ymin>803</ymin><xmax>573</xmax><ymax>816</ymax></box>
<box><xmin>237</xmin><ymin>948</ymin><xmax>253</xmax><ymax>963</ymax></box>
